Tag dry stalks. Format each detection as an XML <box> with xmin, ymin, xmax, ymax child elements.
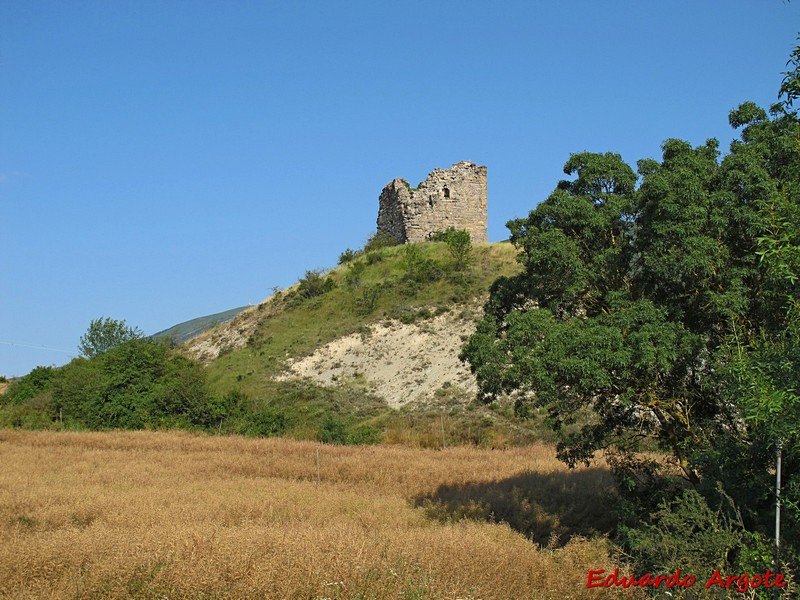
<box><xmin>0</xmin><ymin>430</ymin><xmax>641</xmax><ymax>599</ymax></box>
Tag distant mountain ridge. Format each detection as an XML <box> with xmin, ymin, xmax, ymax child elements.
<box><xmin>152</xmin><ymin>306</ymin><xmax>250</xmax><ymax>345</ymax></box>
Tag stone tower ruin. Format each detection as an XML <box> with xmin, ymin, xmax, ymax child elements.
<box><xmin>376</xmin><ymin>161</ymin><xmax>487</xmax><ymax>244</ymax></box>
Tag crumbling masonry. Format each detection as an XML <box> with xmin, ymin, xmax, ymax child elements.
<box><xmin>376</xmin><ymin>161</ymin><xmax>487</xmax><ymax>244</ymax></box>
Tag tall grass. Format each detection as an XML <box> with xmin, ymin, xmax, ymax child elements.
<box><xmin>0</xmin><ymin>430</ymin><xmax>640</xmax><ymax>599</ymax></box>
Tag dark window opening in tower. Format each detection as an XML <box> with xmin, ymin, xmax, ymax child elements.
<box><xmin>443</xmin><ymin>187</ymin><xmax>450</xmax><ymax>198</ymax></box>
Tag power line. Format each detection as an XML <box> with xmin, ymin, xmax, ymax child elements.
<box><xmin>0</xmin><ymin>340</ymin><xmax>76</xmax><ymax>356</ymax></box>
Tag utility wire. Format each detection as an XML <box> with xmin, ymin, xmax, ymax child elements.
<box><xmin>0</xmin><ymin>340</ymin><xmax>76</xmax><ymax>356</ymax></box>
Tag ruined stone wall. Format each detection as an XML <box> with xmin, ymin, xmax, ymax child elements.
<box><xmin>377</xmin><ymin>161</ymin><xmax>487</xmax><ymax>244</ymax></box>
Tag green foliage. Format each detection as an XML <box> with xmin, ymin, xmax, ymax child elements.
<box><xmin>0</xmin><ymin>393</ymin><xmax>55</xmax><ymax>429</ymax></box>
<box><xmin>401</xmin><ymin>243</ymin><xmax>441</xmax><ymax>286</ymax></box>
<box><xmin>318</xmin><ymin>414</ymin><xmax>348</xmax><ymax>444</ymax></box>
<box><xmin>711</xmin><ymin>126</ymin><xmax>800</xmax><ymax>560</ymax></box>
<box><xmin>354</xmin><ymin>284</ymin><xmax>382</xmax><ymax>315</ymax></box>
<box><xmin>206</xmin><ymin>389</ymin><xmax>247</xmax><ymax>424</ymax></box>
<box><xmin>248</xmin><ymin>408</ymin><xmax>287</xmax><ymax>437</ymax></box>
<box><xmin>209</xmin><ymin>379</ymin><xmax>386</xmax><ymax>444</ymax></box>
<box><xmin>345</xmin><ymin>259</ymin><xmax>367</xmax><ymax>289</ymax></box>
<box><xmin>338</xmin><ymin>247</ymin><xmax>360</xmax><ymax>264</ymax></box>
<box><xmin>346</xmin><ymin>423</ymin><xmax>383</xmax><ymax>445</ymax></box>
<box><xmin>364</xmin><ymin>231</ymin><xmax>400</xmax><ymax>253</ymax></box>
<box><xmin>319</xmin><ymin>414</ymin><xmax>383</xmax><ymax>445</ymax></box>
<box><xmin>52</xmin><ymin>338</ymin><xmax>214</xmax><ymax>430</ymax></box>
<box><xmin>79</xmin><ymin>317</ymin><xmax>143</xmax><ymax>358</ymax></box>
<box><xmin>619</xmin><ymin>489</ymin><xmax>773</xmax><ymax>589</ymax></box>
<box><xmin>430</xmin><ymin>228</ymin><xmax>473</xmax><ymax>271</ymax></box>
<box><xmin>297</xmin><ymin>270</ymin><xmax>335</xmax><ymax>299</ymax></box>
<box><xmin>2</xmin><ymin>366</ymin><xmax>55</xmax><ymax>405</ymax></box>
<box><xmin>779</xmin><ymin>34</ymin><xmax>800</xmax><ymax>113</ymax></box>
<box><xmin>461</xmin><ymin>40</ymin><xmax>800</xmax><ymax>575</ymax></box>
<box><xmin>460</xmin><ymin>122</ymin><xmax>798</xmax><ymax>476</ymax></box>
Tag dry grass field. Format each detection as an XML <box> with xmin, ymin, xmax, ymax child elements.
<box><xmin>0</xmin><ymin>430</ymin><xmax>642</xmax><ymax>599</ymax></box>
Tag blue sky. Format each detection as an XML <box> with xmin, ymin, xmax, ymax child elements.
<box><xmin>2</xmin><ymin>1</ymin><xmax>799</xmax><ymax>377</ymax></box>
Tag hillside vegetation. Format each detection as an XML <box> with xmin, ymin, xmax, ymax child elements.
<box><xmin>182</xmin><ymin>239</ymin><xmax>538</xmax><ymax>446</ymax></box>
<box><xmin>0</xmin><ymin>239</ymin><xmax>542</xmax><ymax>448</ymax></box>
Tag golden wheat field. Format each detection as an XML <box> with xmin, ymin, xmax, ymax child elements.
<box><xmin>0</xmin><ymin>430</ymin><xmax>643</xmax><ymax>599</ymax></box>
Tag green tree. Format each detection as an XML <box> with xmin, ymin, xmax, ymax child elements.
<box><xmin>461</xmin><ymin>46</ymin><xmax>800</xmax><ymax>572</ymax></box>
<box><xmin>709</xmin><ymin>100</ymin><xmax>800</xmax><ymax>560</ymax></box>
<box><xmin>460</xmin><ymin>140</ymin><xmax>769</xmax><ymax>473</ymax></box>
<box><xmin>54</xmin><ymin>338</ymin><xmax>212</xmax><ymax>429</ymax></box>
<box><xmin>431</xmin><ymin>228</ymin><xmax>473</xmax><ymax>271</ymax></box>
<box><xmin>2</xmin><ymin>366</ymin><xmax>55</xmax><ymax>404</ymax></box>
<box><xmin>78</xmin><ymin>317</ymin><xmax>143</xmax><ymax>358</ymax></box>
<box><xmin>779</xmin><ymin>34</ymin><xmax>800</xmax><ymax>113</ymax></box>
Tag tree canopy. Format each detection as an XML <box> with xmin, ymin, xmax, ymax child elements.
<box><xmin>78</xmin><ymin>317</ymin><xmax>144</xmax><ymax>358</ymax></box>
<box><xmin>55</xmin><ymin>337</ymin><xmax>215</xmax><ymax>430</ymax></box>
<box><xmin>461</xmin><ymin>41</ymin><xmax>800</xmax><ymax>574</ymax></box>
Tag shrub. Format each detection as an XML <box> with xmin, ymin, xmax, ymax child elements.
<box><xmin>618</xmin><ymin>488</ymin><xmax>776</xmax><ymax>593</ymax></box>
<box><xmin>345</xmin><ymin>259</ymin><xmax>366</xmax><ymax>288</ymax></box>
<box><xmin>0</xmin><ymin>394</ymin><xmax>56</xmax><ymax>429</ymax></box>
<box><xmin>319</xmin><ymin>414</ymin><xmax>382</xmax><ymax>445</ymax></box>
<box><xmin>2</xmin><ymin>366</ymin><xmax>55</xmax><ymax>405</ymax></box>
<box><xmin>431</xmin><ymin>228</ymin><xmax>473</xmax><ymax>271</ymax></box>
<box><xmin>318</xmin><ymin>414</ymin><xmax>348</xmax><ymax>444</ymax></box>
<box><xmin>297</xmin><ymin>270</ymin><xmax>335</xmax><ymax>299</ymax></box>
<box><xmin>346</xmin><ymin>423</ymin><xmax>383</xmax><ymax>445</ymax></box>
<box><xmin>249</xmin><ymin>409</ymin><xmax>287</xmax><ymax>437</ymax></box>
<box><xmin>52</xmin><ymin>339</ymin><xmax>213</xmax><ymax>430</ymax></box>
<box><xmin>355</xmin><ymin>284</ymin><xmax>382</xmax><ymax>315</ymax></box>
<box><xmin>402</xmin><ymin>244</ymin><xmax>441</xmax><ymax>284</ymax></box>
<box><xmin>364</xmin><ymin>232</ymin><xmax>400</xmax><ymax>253</ymax></box>
<box><xmin>338</xmin><ymin>248</ymin><xmax>360</xmax><ymax>264</ymax></box>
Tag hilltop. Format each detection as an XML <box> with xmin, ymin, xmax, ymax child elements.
<box><xmin>178</xmin><ymin>238</ymin><xmax>547</xmax><ymax>446</ymax></box>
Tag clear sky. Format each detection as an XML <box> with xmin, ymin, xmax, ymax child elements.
<box><xmin>2</xmin><ymin>1</ymin><xmax>799</xmax><ymax>377</ymax></box>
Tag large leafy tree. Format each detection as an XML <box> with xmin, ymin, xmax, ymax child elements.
<box><xmin>461</xmin><ymin>46</ymin><xmax>800</xmax><ymax>546</ymax></box>
<box><xmin>462</xmin><ymin>143</ymin><xmax>754</xmax><ymax>479</ymax></box>
<box><xmin>707</xmin><ymin>93</ymin><xmax>800</xmax><ymax>553</ymax></box>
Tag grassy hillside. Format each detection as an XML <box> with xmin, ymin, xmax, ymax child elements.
<box><xmin>187</xmin><ymin>241</ymin><xmax>543</xmax><ymax>447</ymax></box>
<box><xmin>0</xmin><ymin>240</ymin><xmax>547</xmax><ymax>447</ymax></box>
<box><xmin>199</xmin><ymin>241</ymin><xmax>519</xmax><ymax>380</ymax></box>
<box><xmin>0</xmin><ymin>429</ymin><xmax>639</xmax><ymax>599</ymax></box>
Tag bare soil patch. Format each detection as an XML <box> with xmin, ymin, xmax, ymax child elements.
<box><xmin>279</xmin><ymin>307</ymin><xmax>480</xmax><ymax>408</ymax></box>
